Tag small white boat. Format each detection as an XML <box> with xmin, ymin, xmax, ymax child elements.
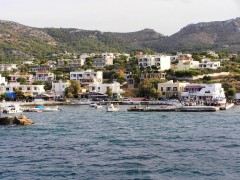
<box><xmin>29</xmin><ymin>105</ymin><xmax>61</xmax><ymax>112</ymax></box>
<box><xmin>2</xmin><ymin>105</ymin><xmax>23</xmax><ymax>114</ymax></box>
<box><xmin>89</xmin><ymin>103</ymin><xmax>102</xmax><ymax>109</ymax></box>
<box><xmin>106</xmin><ymin>103</ymin><xmax>119</xmax><ymax>112</ymax></box>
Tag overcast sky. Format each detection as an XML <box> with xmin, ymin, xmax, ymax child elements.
<box><xmin>1</xmin><ymin>0</ymin><xmax>240</xmax><ymax>35</ymax></box>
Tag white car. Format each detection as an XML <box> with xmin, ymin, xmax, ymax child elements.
<box><xmin>121</xmin><ymin>98</ymin><xmax>133</xmax><ymax>104</ymax></box>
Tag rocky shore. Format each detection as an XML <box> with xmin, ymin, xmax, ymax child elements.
<box><xmin>0</xmin><ymin>114</ymin><xmax>34</xmax><ymax>125</ymax></box>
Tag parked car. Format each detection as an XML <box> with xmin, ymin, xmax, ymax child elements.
<box><xmin>121</xmin><ymin>98</ymin><xmax>133</xmax><ymax>104</ymax></box>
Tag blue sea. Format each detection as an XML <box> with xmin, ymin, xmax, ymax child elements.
<box><xmin>0</xmin><ymin>105</ymin><xmax>240</xmax><ymax>179</ymax></box>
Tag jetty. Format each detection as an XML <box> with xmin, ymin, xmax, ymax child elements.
<box><xmin>127</xmin><ymin>104</ymin><xmax>233</xmax><ymax>112</ymax></box>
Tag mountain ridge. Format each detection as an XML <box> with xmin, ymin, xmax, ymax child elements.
<box><xmin>0</xmin><ymin>17</ymin><xmax>240</xmax><ymax>62</ymax></box>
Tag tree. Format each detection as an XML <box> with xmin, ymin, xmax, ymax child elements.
<box><xmin>106</xmin><ymin>87</ymin><xmax>113</xmax><ymax>97</ymax></box>
<box><xmin>202</xmin><ymin>75</ymin><xmax>212</xmax><ymax>81</ymax></box>
<box><xmin>65</xmin><ymin>80</ymin><xmax>81</xmax><ymax>98</ymax></box>
<box><xmin>16</xmin><ymin>77</ymin><xmax>26</xmax><ymax>85</ymax></box>
<box><xmin>44</xmin><ymin>82</ymin><xmax>52</xmax><ymax>91</ymax></box>
<box><xmin>225</xmin><ymin>88</ymin><xmax>236</xmax><ymax>101</ymax></box>
<box><xmin>138</xmin><ymin>79</ymin><xmax>152</xmax><ymax>97</ymax></box>
<box><xmin>14</xmin><ymin>89</ymin><xmax>25</xmax><ymax>101</ymax></box>
<box><xmin>117</xmin><ymin>69</ymin><xmax>125</xmax><ymax>84</ymax></box>
<box><xmin>85</xmin><ymin>57</ymin><xmax>93</xmax><ymax>68</ymax></box>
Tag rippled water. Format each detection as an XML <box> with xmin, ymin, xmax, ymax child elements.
<box><xmin>0</xmin><ymin>105</ymin><xmax>240</xmax><ymax>179</ymax></box>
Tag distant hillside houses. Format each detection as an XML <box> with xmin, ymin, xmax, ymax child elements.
<box><xmin>138</xmin><ymin>55</ymin><xmax>171</xmax><ymax>71</ymax></box>
<box><xmin>70</xmin><ymin>70</ymin><xmax>103</xmax><ymax>85</ymax></box>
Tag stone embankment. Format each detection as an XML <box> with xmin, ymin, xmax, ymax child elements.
<box><xmin>0</xmin><ymin>114</ymin><xmax>34</xmax><ymax>125</ymax></box>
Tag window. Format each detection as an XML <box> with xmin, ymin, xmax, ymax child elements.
<box><xmin>19</xmin><ymin>87</ymin><xmax>22</xmax><ymax>90</ymax></box>
<box><xmin>27</xmin><ymin>87</ymin><xmax>31</xmax><ymax>90</ymax></box>
<box><xmin>6</xmin><ymin>87</ymin><xmax>9</xmax><ymax>91</ymax></box>
<box><xmin>161</xmin><ymin>87</ymin><xmax>163</xmax><ymax>91</ymax></box>
<box><xmin>166</xmin><ymin>87</ymin><xmax>171</xmax><ymax>91</ymax></box>
<box><xmin>34</xmin><ymin>87</ymin><xmax>37</xmax><ymax>90</ymax></box>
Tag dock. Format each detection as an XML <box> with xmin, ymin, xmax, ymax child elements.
<box><xmin>127</xmin><ymin>105</ymin><xmax>222</xmax><ymax>112</ymax></box>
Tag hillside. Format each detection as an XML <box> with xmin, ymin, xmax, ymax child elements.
<box><xmin>147</xmin><ymin>18</ymin><xmax>240</xmax><ymax>53</ymax></box>
<box><xmin>0</xmin><ymin>18</ymin><xmax>240</xmax><ymax>63</ymax></box>
<box><xmin>105</xmin><ymin>28</ymin><xmax>164</xmax><ymax>47</ymax></box>
<box><xmin>42</xmin><ymin>28</ymin><xmax>144</xmax><ymax>53</ymax></box>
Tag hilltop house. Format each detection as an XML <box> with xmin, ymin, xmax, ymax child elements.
<box><xmin>176</xmin><ymin>56</ymin><xmax>199</xmax><ymax>70</ymax></box>
<box><xmin>138</xmin><ymin>55</ymin><xmax>171</xmax><ymax>71</ymax></box>
<box><xmin>0</xmin><ymin>64</ymin><xmax>17</xmax><ymax>72</ymax></box>
<box><xmin>35</xmin><ymin>70</ymin><xmax>55</xmax><ymax>82</ymax></box>
<box><xmin>9</xmin><ymin>72</ymin><xmax>34</xmax><ymax>84</ymax></box>
<box><xmin>199</xmin><ymin>59</ymin><xmax>221</xmax><ymax>69</ymax></box>
<box><xmin>92</xmin><ymin>53</ymin><xmax>113</xmax><ymax>68</ymax></box>
<box><xmin>0</xmin><ymin>74</ymin><xmax>8</xmax><ymax>85</ymax></box>
<box><xmin>29</xmin><ymin>64</ymin><xmax>54</xmax><ymax>72</ymax></box>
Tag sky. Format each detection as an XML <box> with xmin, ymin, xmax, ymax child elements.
<box><xmin>0</xmin><ymin>0</ymin><xmax>240</xmax><ymax>35</ymax></box>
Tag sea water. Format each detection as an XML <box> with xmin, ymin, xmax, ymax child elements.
<box><xmin>0</xmin><ymin>105</ymin><xmax>240</xmax><ymax>179</ymax></box>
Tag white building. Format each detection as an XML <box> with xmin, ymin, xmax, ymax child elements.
<box><xmin>88</xmin><ymin>82</ymin><xmax>122</xmax><ymax>95</ymax></box>
<box><xmin>51</xmin><ymin>80</ymin><xmax>70</xmax><ymax>96</ymax></box>
<box><xmin>0</xmin><ymin>64</ymin><xmax>17</xmax><ymax>72</ymax></box>
<box><xmin>199</xmin><ymin>59</ymin><xmax>221</xmax><ymax>69</ymax></box>
<box><xmin>138</xmin><ymin>55</ymin><xmax>171</xmax><ymax>71</ymax></box>
<box><xmin>177</xmin><ymin>58</ymin><xmax>199</xmax><ymax>70</ymax></box>
<box><xmin>181</xmin><ymin>83</ymin><xmax>225</xmax><ymax>101</ymax></box>
<box><xmin>0</xmin><ymin>74</ymin><xmax>8</xmax><ymax>85</ymax></box>
<box><xmin>92</xmin><ymin>53</ymin><xmax>113</xmax><ymax>67</ymax></box>
<box><xmin>0</xmin><ymin>82</ymin><xmax>45</xmax><ymax>95</ymax></box>
<box><xmin>158</xmin><ymin>80</ymin><xmax>189</xmax><ymax>99</ymax></box>
<box><xmin>70</xmin><ymin>70</ymin><xmax>103</xmax><ymax>85</ymax></box>
<box><xmin>9</xmin><ymin>72</ymin><xmax>34</xmax><ymax>84</ymax></box>
<box><xmin>35</xmin><ymin>71</ymin><xmax>55</xmax><ymax>82</ymax></box>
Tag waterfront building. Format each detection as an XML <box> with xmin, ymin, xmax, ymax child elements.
<box><xmin>51</xmin><ymin>80</ymin><xmax>70</xmax><ymax>96</ymax></box>
<box><xmin>180</xmin><ymin>83</ymin><xmax>225</xmax><ymax>101</ymax></box>
<box><xmin>70</xmin><ymin>70</ymin><xmax>103</xmax><ymax>85</ymax></box>
<box><xmin>0</xmin><ymin>82</ymin><xmax>45</xmax><ymax>95</ymax></box>
<box><xmin>88</xmin><ymin>82</ymin><xmax>123</xmax><ymax>96</ymax></box>
<box><xmin>158</xmin><ymin>80</ymin><xmax>189</xmax><ymax>99</ymax></box>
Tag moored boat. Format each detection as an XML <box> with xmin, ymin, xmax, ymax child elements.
<box><xmin>2</xmin><ymin>104</ymin><xmax>23</xmax><ymax>114</ymax></box>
